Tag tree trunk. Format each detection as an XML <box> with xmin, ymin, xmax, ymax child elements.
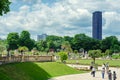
<box><xmin>93</xmin><ymin>58</ymin><xmax>95</xmax><ymax>64</ymax></box>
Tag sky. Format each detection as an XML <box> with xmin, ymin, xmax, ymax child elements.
<box><xmin>0</xmin><ymin>0</ymin><xmax>120</xmax><ymax>40</ymax></box>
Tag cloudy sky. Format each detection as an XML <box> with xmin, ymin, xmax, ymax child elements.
<box><xmin>0</xmin><ymin>0</ymin><xmax>120</xmax><ymax>40</ymax></box>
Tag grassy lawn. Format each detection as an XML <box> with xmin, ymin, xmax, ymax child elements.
<box><xmin>0</xmin><ymin>62</ymin><xmax>85</xmax><ymax>80</ymax></box>
<box><xmin>62</xmin><ymin>59</ymin><xmax>120</xmax><ymax>67</ymax></box>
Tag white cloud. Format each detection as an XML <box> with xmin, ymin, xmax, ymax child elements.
<box><xmin>0</xmin><ymin>0</ymin><xmax>120</xmax><ymax>40</ymax></box>
<box><xmin>19</xmin><ymin>5</ymin><xmax>30</xmax><ymax>11</ymax></box>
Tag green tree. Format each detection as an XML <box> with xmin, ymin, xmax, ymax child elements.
<box><xmin>63</xmin><ymin>36</ymin><xmax>73</xmax><ymax>44</ymax></box>
<box><xmin>101</xmin><ymin>36</ymin><xmax>119</xmax><ymax>52</ymax></box>
<box><xmin>31</xmin><ymin>47</ymin><xmax>39</xmax><ymax>55</ymax></box>
<box><xmin>72</xmin><ymin>34</ymin><xmax>99</xmax><ymax>51</ymax></box>
<box><xmin>46</xmin><ymin>35</ymin><xmax>63</xmax><ymax>51</ymax></box>
<box><xmin>18</xmin><ymin>46</ymin><xmax>28</xmax><ymax>54</ymax></box>
<box><xmin>46</xmin><ymin>35</ymin><xmax>62</xmax><ymax>42</ymax></box>
<box><xmin>61</xmin><ymin>41</ymin><xmax>73</xmax><ymax>53</ymax></box>
<box><xmin>88</xmin><ymin>50</ymin><xmax>101</xmax><ymax>64</ymax></box>
<box><xmin>105</xmin><ymin>49</ymin><xmax>112</xmax><ymax>57</ymax></box>
<box><xmin>0</xmin><ymin>0</ymin><xmax>11</xmax><ymax>16</ymax></box>
<box><xmin>58</xmin><ymin>51</ymin><xmax>68</xmax><ymax>62</ymax></box>
<box><xmin>7</xmin><ymin>32</ymin><xmax>19</xmax><ymax>50</ymax></box>
<box><xmin>111</xmin><ymin>44</ymin><xmax>120</xmax><ymax>53</ymax></box>
<box><xmin>74</xmin><ymin>50</ymin><xmax>78</xmax><ymax>54</ymax></box>
<box><xmin>36</xmin><ymin>40</ymin><xmax>47</xmax><ymax>51</ymax></box>
<box><xmin>19</xmin><ymin>30</ymin><xmax>35</xmax><ymax>50</ymax></box>
<box><xmin>0</xmin><ymin>45</ymin><xmax>6</xmax><ymax>54</ymax></box>
<box><xmin>90</xmin><ymin>39</ymin><xmax>101</xmax><ymax>50</ymax></box>
<box><xmin>47</xmin><ymin>41</ymin><xmax>55</xmax><ymax>51</ymax></box>
<box><xmin>0</xmin><ymin>40</ymin><xmax>7</xmax><ymax>54</ymax></box>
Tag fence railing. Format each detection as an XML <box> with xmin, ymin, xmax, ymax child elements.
<box><xmin>0</xmin><ymin>55</ymin><xmax>54</xmax><ymax>64</ymax></box>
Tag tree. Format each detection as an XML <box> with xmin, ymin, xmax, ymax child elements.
<box><xmin>46</xmin><ymin>35</ymin><xmax>62</xmax><ymax>42</ymax></box>
<box><xmin>7</xmin><ymin>32</ymin><xmax>19</xmax><ymax>50</ymax></box>
<box><xmin>88</xmin><ymin>50</ymin><xmax>101</xmax><ymax>64</ymax></box>
<box><xmin>0</xmin><ymin>0</ymin><xmax>11</xmax><ymax>16</ymax></box>
<box><xmin>31</xmin><ymin>47</ymin><xmax>39</xmax><ymax>55</ymax></box>
<box><xmin>47</xmin><ymin>41</ymin><xmax>55</xmax><ymax>51</ymax></box>
<box><xmin>19</xmin><ymin>30</ymin><xmax>35</xmax><ymax>50</ymax></box>
<box><xmin>61</xmin><ymin>41</ymin><xmax>73</xmax><ymax>53</ymax></box>
<box><xmin>63</xmin><ymin>36</ymin><xmax>73</xmax><ymax>44</ymax></box>
<box><xmin>58</xmin><ymin>51</ymin><xmax>68</xmax><ymax>63</ymax></box>
<box><xmin>90</xmin><ymin>39</ymin><xmax>101</xmax><ymax>50</ymax></box>
<box><xmin>111</xmin><ymin>44</ymin><xmax>120</xmax><ymax>53</ymax></box>
<box><xmin>105</xmin><ymin>49</ymin><xmax>112</xmax><ymax>57</ymax></box>
<box><xmin>72</xmin><ymin>34</ymin><xmax>97</xmax><ymax>51</ymax></box>
<box><xmin>0</xmin><ymin>45</ymin><xmax>6</xmax><ymax>54</ymax></box>
<box><xmin>0</xmin><ymin>40</ymin><xmax>7</xmax><ymax>54</ymax></box>
<box><xmin>74</xmin><ymin>50</ymin><xmax>78</xmax><ymax>54</ymax></box>
<box><xmin>101</xmin><ymin>36</ymin><xmax>119</xmax><ymax>52</ymax></box>
<box><xmin>46</xmin><ymin>35</ymin><xmax>63</xmax><ymax>51</ymax></box>
<box><xmin>36</xmin><ymin>40</ymin><xmax>47</xmax><ymax>51</ymax></box>
<box><xmin>18</xmin><ymin>46</ymin><xmax>28</xmax><ymax>54</ymax></box>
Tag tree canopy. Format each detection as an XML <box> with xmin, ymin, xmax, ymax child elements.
<box><xmin>7</xmin><ymin>32</ymin><xmax>19</xmax><ymax>50</ymax></box>
<box><xmin>19</xmin><ymin>30</ymin><xmax>35</xmax><ymax>50</ymax></box>
<box><xmin>7</xmin><ymin>31</ymin><xmax>35</xmax><ymax>51</ymax></box>
<box><xmin>88</xmin><ymin>50</ymin><xmax>102</xmax><ymax>63</ymax></box>
<box><xmin>0</xmin><ymin>0</ymin><xmax>11</xmax><ymax>16</ymax></box>
<box><xmin>5</xmin><ymin>31</ymin><xmax>120</xmax><ymax>55</ymax></box>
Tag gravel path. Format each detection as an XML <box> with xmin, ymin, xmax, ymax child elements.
<box><xmin>49</xmin><ymin>64</ymin><xmax>120</xmax><ymax>80</ymax></box>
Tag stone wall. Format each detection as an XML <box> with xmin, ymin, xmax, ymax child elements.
<box><xmin>0</xmin><ymin>55</ymin><xmax>54</xmax><ymax>64</ymax></box>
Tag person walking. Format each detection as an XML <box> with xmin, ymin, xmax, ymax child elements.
<box><xmin>106</xmin><ymin>62</ymin><xmax>109</xmax><ymax>74</ymax></box>
<box><xmin>113</xmin><ymin>71</ymin><xmax>117</xmax><ymax>80</ymax></box>
<box><xmin>102</xmin><ymin>63</ymin><xmax>106</xmax><ymax>69</ymax></box>
<box><xmin>108</xmin><ymin>70</ymin><xmax>112</xmax><ymax>80</ymax></box>
<box><xmin>90</xmin><ymin>62</ymin><xmax>93</xmax><ymax>75</ymax></box>
<box><xmin>101</xmin><ymin>68</ymin><xmax>105</xmax><ymax>79</ymax></box>
<box><xmin>92</xmin><ymin>67</ymin><xmax>96</xmax><ymax>77</ymax></box>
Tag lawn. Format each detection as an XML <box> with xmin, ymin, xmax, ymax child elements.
<box><xmin>0</xmin><ymin>62</ymin><xmax>84</xmax><ymax>80</ymax></box>
<box><xmin>63</xmin><ymin>59</ymin><xmax>120</xmax><ymax>67</ymax></box>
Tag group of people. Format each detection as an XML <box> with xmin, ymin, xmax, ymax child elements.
<box><xmin>101</xmin><ymin>62</ymin><xmax>117</xmax><ymax>80</ymax></box>
<box><xmin>90</xmin><ymin>62</ymin><xmax>117</xmax><ymax>80</ymax></box>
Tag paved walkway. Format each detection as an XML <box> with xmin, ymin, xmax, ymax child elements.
<box><xmin>49</xmin><ymin>64</ymin><xmax>120</xmax><ymax>80</ymax></box>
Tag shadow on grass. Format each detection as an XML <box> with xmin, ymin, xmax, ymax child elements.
<box><xmin>0</xmin><ymin>62</ymin><xmax>52</xmax><ymax>80</ymax></box>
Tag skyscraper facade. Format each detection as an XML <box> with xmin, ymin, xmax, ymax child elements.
<box><xmin>92</xmin><ymin>11</ymin><xmax>102</xmax><ymax>40</ymax></box>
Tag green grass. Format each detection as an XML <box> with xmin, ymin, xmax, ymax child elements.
<box><xmin>59</xmin><ymin>59</ymin><xmax>120</xmax><ymax>67</ymax></box>
<box><xmin>0</xmin><ymin>62</ymin><xmax>84</xmax><ymax>80</ymax></box>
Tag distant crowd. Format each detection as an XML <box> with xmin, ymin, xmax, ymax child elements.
<box><xmin>90</xmin><ymin>62</ymin><xmax>117</xmax><ymax>80</ymax></box>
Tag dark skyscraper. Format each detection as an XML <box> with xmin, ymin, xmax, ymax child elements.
<box><xmin>92</xmin><ymin>11</ymin><xmax>102</xmax><ymax>40</ymax></box>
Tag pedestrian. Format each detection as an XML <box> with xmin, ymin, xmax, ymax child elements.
<box><xmin>113</xmin><ymin>71</ymin><xmax>117</xmax><ymax>80</ymax></box>
<box><xmin>101</xmin><ymin>68</ymin><xmax>105</xmax><ymax>79</ymax></box>
<box><xmin>92</xmin><ymin>67</ymin><xmax>96</xmax><ymax>77</ymax></box>
<box><xmin>106</xmin><ymin>62</ymin><xmax>109</xmax><ymax>74</ymax></box>
<box><xmin>108</xmin><ymin>70</ymin><xmax>112</xmax><ymax>80</ymax></box>
<box><xmin>90</xmin><ymin>65</ymin><xmax>93</xmax><ymax>70</ymax></box>
<box><xmin>102</xmin><ymin>63</ymin><xmax>106</xmax><ymax>69</ymax></box>
<box><xmin>90</xmin><ymin>66</ymin><xmax>93</xmax><ymax>75</ymax></box>
<box><xmin>90</xmin><ymin>61</ymin><xmax>93</xmax><ymax>75</ymax></box>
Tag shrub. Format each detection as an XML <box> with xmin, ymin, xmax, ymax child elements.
<box><xmin>74</xmin><ymin>50</ymin><xmax>78</xmax><ymax>54</ymax></box>
<box><xmin>58</xmin><ymin>51</ymin><xmax>68</xmax><ymax>63</ymax></box>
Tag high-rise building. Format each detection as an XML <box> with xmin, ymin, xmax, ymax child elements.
<box><xmin>92</xmin><ymin>11</ymin><xmax>102</xmax><ymax>40</ymax></box>
<box><xmin>37</xmin><ymin>34</ymin><xmax>47</xmax><ymax>41</ymax></box>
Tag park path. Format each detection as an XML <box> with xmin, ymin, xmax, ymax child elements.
<box><xmin>49</xmin><ymin>64</ymin><xmax>120</xmax><ymax>80</ymax></box>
